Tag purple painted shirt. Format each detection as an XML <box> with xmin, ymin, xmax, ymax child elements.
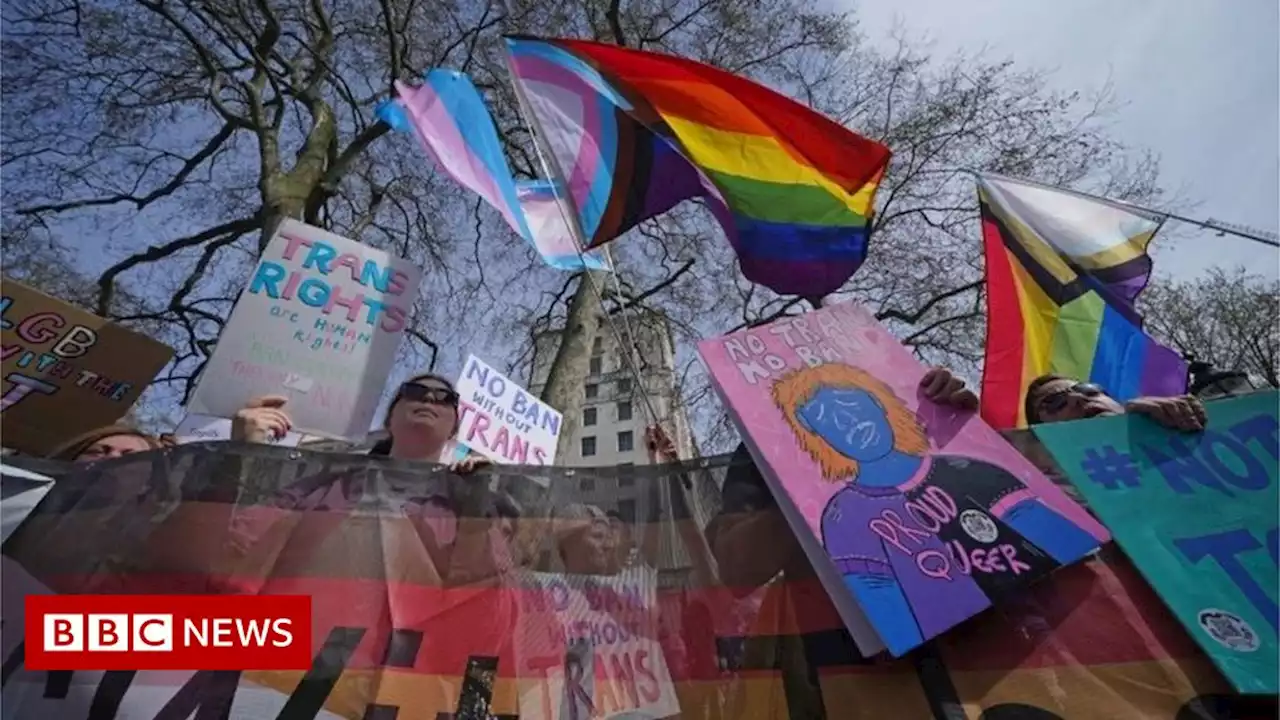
<box><xmin>820</xmin><ymin>460</ymin><xmax>991</xmax><ymax>640</ymax></box>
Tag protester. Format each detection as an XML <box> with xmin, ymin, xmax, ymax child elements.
<box><xmin>44</xmin><ymin>425</ymin><xmax>161</xmax><ymax>463</ymax></box>
<box><xmin>554</xmin><ymin>503</ymin><xmax>618</xmax><ymax>576</ymax></box>
<box><xmin>232</xmin><ymin>372</ymin><xmax>487</xmax><ymax>470</ymax></box>
<box><xmin>226</xmin><ymin>373</ymin><xmax>501</xmax><ymax>579</ymax></box>
<box><xmin>1024</xmin><ymin>373</ymin><xmax>1206</xmax><ymax>431</ymax></box>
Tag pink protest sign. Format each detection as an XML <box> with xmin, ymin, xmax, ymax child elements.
<box><xmin>698</xmin><ymin>301</ymin><xmax>1109</xmax><ymax>657</ymax></box>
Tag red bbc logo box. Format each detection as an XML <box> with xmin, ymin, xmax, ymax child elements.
<box><xmin>25</xmin><ymin>595</ymin><xmax>312</xmax><ymax>671</ymax></box>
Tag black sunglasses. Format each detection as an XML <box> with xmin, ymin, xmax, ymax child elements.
<box><xmin>1038</xmin><ymin>382</ymin><xmax>1105</xmax><ymax>415</ymax></box>
<box><xmin>397</xmin><ymin>382</ymin><xmax>459</xmax><ymax>406</ymax></box>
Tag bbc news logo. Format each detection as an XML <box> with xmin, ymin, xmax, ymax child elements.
<box><xmin>26</xmin><ymin>595</ymin><xmax>311</xmax><ymax>670</ymax></box>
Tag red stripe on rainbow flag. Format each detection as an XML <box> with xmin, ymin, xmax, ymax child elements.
<box><xmin>979</xmin><ymin>206</ymin><xmax>1029</xmax><ymax>430</ymax></box>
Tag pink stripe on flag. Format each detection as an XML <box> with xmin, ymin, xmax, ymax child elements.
<box><xmin>517</xmin><ymin>187</ymin><xmax>579</xmax><ymax>258</ymax></box>
<box><xmin>395</xmin><ymin>81</ymin><xmax>520</xmax><ymax>231</ymax></box>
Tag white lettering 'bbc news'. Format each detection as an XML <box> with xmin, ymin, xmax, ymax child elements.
<box><xmin>43</xmin><ymin>614</ymin><xmax>294</xmax><ymax>652</ymax></box>
<box><xmin>183</xmin><ymin>618</ymin><xmax>294</xmax><ymax>648</ymax></box>
<box><xmin>44</xmin><ymin>613</ymin><xmax>174</xmax><ymax>652</ymax></box>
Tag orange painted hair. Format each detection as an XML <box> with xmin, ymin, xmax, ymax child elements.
<box><xmin>771</xmin><ymin>364</ymin><xmax>928</xmax><ymax>482</ymax></box>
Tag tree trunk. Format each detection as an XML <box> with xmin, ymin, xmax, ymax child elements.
<box><xmin>537</xmin><ymin>272</ymin><xmax>607</xmax><ymax>461</ymax></box>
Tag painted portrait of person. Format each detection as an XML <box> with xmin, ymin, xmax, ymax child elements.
<box><xmin>771</xmin><ymin>363</ymin><xmax>1099</xmax><ymax>652</ymax></box>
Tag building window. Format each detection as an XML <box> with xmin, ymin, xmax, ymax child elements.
<box><xmin>583</xmin><ymin>407</ymin><xmax>597</xmax><ymax>426</ymax></box>
<box><xmin>592</xmin><ymin>336</ymin><xmax>603</xmax><ymax>354</ymax></box>
<box><xmin>581</xmin><ymin>436</ymin><xmax>596</xmax><ymax>457</ymax></box>
<box><xmin>585</xmin><ymin>383</ymin><xmax>598</xmax><ymax>400</ymax></box>
<box><xmin>616</xmin><ymin>400</ymin><xmax>633</xmax><ymax>422</ymax></box>
<box><xmin>581</xmin><ymin>478</ymin><xmax>596</xmax><ymax>492</ymax></box>
<box><xmin>619</xmin><ymin>462</ymin><xmax>635</xmax><ymax>487</ymax></box>
<box><xmin>616</xmin><ymin>377</ymin><xmax>632</xmax><ymax>394</ymax></box>
<box><xmin>589</xmin><ymin>356</ymin><xmax>603</xmax><ymax>376</ymax></box>
<box><xmin>617</xmin><ymin>430</ymin><xmax>634</xmax><ymax>453</ymax></box>
<box><xmin>617</xmin><ymin>499</ymin><xmax>636</xmax><ymax>523</ymax></box>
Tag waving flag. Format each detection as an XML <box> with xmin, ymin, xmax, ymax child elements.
<box><xmin>504</xmin><ymin>37</ymin><xmax>892</xmax><ymax>297</ymax></box>
<box><xmin>377</xmin><ymin>70</ymin><xmax>610</xmax><ymax>272</ymax></box>
<box><xmin>978</xmin><ymin>173</ymin><xmax>1188</xmax><ymax>429</ymax></box>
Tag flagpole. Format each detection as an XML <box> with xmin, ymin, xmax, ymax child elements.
<box><xmin>502</xmin><ymin>45</ymin><xmax>669</xmax><ymax>438</ymax></box>
<box><xmin>967</xmin><ymin>169</ymin><xmax>1280</xmax><ymax>249</ymax></box>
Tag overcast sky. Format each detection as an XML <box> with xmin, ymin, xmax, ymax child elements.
<box><xmin>850</xmin><ymin>0</ymin><xmax>1279</xmax><ymax>280</ymax></box>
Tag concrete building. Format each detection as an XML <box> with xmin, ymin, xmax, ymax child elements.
<box><xmin>527</xmin><ymin>308</ymin><xmax>696</xmax><ymax>473</ymax></box>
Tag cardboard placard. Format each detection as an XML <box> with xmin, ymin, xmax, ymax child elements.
<box><xmin>697</xmin><ymin>300</ymin><xmax>1108</xmax><ymax>657</ymax></box>
<box><xmin>187</xmin><ymin>220</ymin><xmax>422</xmax><ymax>441</ymax></box>
<box><xmin>1035</xmin><ymin>391</ymin><xmax>1279</xmax><ymax>694</ymax></box>
<box><xmin>0</xmin><ymin>279</ymin><xmax>173</xmax><ymax>455</ymax></box>
<box><xmin>455</xmin><ymin>354</ymin><xmax>562</xmax><ymax>466</ymax></box>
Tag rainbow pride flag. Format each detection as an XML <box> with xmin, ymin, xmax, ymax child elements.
<box><xmin>504</xmin><ymin>37</ymin><xmax>892</xmax><ymax>297</ymax></box>
<box><xmin>978</xmin><ymin>173</ymin><xmax>1188</xmax><ymax>429</ymax></box>
<box><xmin>376</xmin><ymin>70</ymin><xmax>610</xmax><ymax>272</ymax></box>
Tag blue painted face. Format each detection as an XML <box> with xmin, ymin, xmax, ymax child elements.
<box><xmin>797</xmin><ymin>386</ymin><xmax>895</xmax><ymax>461</ymax></box>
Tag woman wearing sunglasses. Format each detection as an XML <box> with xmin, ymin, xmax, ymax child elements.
<box><xmin>220</xmin><ymin>374</ymin><xmax>516</xmax><ymax>672</ymax></box>
<box><xmin>231</xmin><ymin>373</ymin><xmax>486</xmax><ymax>468</ymax></box>
<box><xmin>1024</xmin><ymin>374</ymin><xmax>1206</xmax><ymax>431</ymax></box>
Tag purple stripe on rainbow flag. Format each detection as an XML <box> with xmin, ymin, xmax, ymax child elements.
<box><xmin>1138</xmin><ymin>335</ymin><xmax>1191</xmax><ymax>397</ymax></box>
<box><xmin>1087</xmin><ymin>303</ymin><xmax>1187</xmax><ymax>402</ymax></box>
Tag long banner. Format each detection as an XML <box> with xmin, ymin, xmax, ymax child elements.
<box><xmin>1036</xmin><ymin>391</ymin><xmax>1279</xmax><ymax>694</ymax></box>
<box><xmin>0</xmin><ymin>446</ymin><xmax>1268</xmax><ymax>718</ymax></box>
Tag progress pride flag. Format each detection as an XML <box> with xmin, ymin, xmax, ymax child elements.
<box><xmin>25</xmin><ymin>595</ymin><xmax>311</xmax><ymax>671</ymax></box>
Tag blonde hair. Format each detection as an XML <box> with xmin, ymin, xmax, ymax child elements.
<box><xmin>45</xmin><ymin>425</ymin><xmax>160</xmax><ymax>462</ymax></box>
<box><xmin>771</xmin><ymin>364</ymin><xmax>928</xmax><ymax>482</ymax></box>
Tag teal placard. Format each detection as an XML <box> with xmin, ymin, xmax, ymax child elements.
<box><xmin>1034</xmin><ymin>391</ymin><xmax>1279</xmax><ymax>694</ymax></box>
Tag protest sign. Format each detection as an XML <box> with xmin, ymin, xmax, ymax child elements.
<box><xmin>515</xmin><ymin>567</ymin><xmax>679</xmax><ymax>719</ymax></box>
<box><xmin>0</xmin><ymin>446</ymin><xmax>1264</xmax><ymax>719</ymax></box>
<box><xmin>1035</xmin><ymin>391</ymin><xmax>1279</xmax><ymax>694</ymax></box>
<box><xmin>697</xmin><ymin>301</ymin><xmax>1108</xmax><ymax>657</ymax></box>
<box><xmin>455</xmin><ymin>354</ymin><xmax>562</xmax><ymax>466</ymax></box>
<box><xmin>0</xmin><ymin>279</ymin><xmax>173</xmax><ymax>455</ymax></box>
<box><xmin>174</xmin><ymin>413</ymin><xmax>303</xmax><ymax>447</ymax></box>
<box><xmin>187</xmin><ymin>220</ymin><xmax>421</xmax><ymax>440</ymax></box>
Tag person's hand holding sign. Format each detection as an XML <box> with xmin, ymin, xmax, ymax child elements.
<box><xmin>231</xmin><ymin>395</ymin><xmax>293</xmax><ymax>444</ymax></box>
<box><xmin>919</xmin><ymin>367</ymin><xmax>979</xmax><ymax>411</ymax></box>
<box><xmin>450</xmin><ymin>454</ymin><xmax>492</xmax><ymax>475</ymax></box>
<box><xmin>1125</xmin><ymin>395</ymin><xmax>1207</xmax><ymax>432</ymax></box>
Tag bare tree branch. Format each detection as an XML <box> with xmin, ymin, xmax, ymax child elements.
<box><xmin>96</xmin><ymin>215</ymin><xmax>262</xmax><ymax>316</ymax></box>
<box><xmin>876</xmin><ymin>279</ymin><xmax>983</xmax><ymax>325</ymax></box>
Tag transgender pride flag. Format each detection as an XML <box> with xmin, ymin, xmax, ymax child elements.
<box><xmin>377</xmin><ymin>70</ymin><xmax>610</xmax><ymax>272</ymax></box>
